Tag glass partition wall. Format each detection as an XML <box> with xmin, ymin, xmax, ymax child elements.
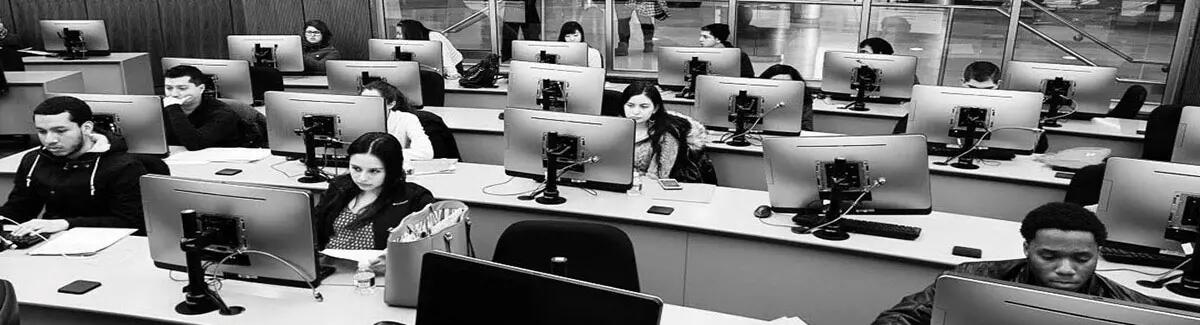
<box><xmin>381</xmin><ymin>0</ymin><xmax>1196</xmax><ymax>104</ymax></box>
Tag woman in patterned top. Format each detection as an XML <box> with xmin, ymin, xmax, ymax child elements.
<box><xmin>617</xmin><ymin>82</ymin><xmax>711</xmax><ymax>182</ymax></box>
<box><xmin>314</xmin><ymin>132</ymin><xmax>436</xmax><ymax>251</ymax></box>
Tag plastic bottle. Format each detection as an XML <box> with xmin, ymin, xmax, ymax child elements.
<box><xmin>354</xmin><ymin>260</ymin><xmax>376</xmax><ymax>295</ymax></box>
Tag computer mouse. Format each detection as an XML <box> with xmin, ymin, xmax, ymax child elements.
<box><xmin>753</xmin><ymin>205</ymin><xmax>773</xmax><ymax>218</ymax></box>
<box><xmin>374</xmin><ymin>321</ymin><xmax>405</xmax><ymax>325</ymax></box>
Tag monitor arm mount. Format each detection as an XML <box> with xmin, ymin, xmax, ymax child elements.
<box><xmin>293</xmin><ymin>115</ymin><xmax>339</xmax><ymax>184</ymax></box>
<box><xmin>252</xmin><ymin>43</ymin><xmax>279</xmax><ymax>69</ymax></box>
<box><xmin>534</xmin><ymin>132</ymin><xmax>570</xmax><ymax>205</ymax></box>
<box><xmin>393</xmin><ymin>45</ymin><xmax>413</xmax><ymax>61</ymax></box>
<box><xmin>537</xmin><ymin>79</ymin><xmax>567</xmax><ymax>112</ymax></box>
<box><xmin>677</xmin><ymin>57</ymin><xmax>705</xmax><ymax>99</ymax></box>
<box><xmin>813</xmin><ymin>157</ymin><xmax>853</xmax><ymax>241</ymax></box>
<box><xmin>843</xmin><ymin>64</ymin><xmax>879</xmax><ymax>112</ymax></box>
<box><xmin>951</xmin><ymin>119</ymin><xmax>983</xmax><ymax>170</ymax></box>
<box><xmin>57</xmin><ymin>28</ymin><xmax>87</xmax><ymax>60</ymax></box>
<box><xmin>537</xmin><ymin>50</ymin><xmax>558</xmax><ymax>65</ymax></box>
<box><xmin>1041</xmin><ymin>77</ymin><xmax>1073</xmax><ymax>128</ymax></box>
<box><xmin>726</xmin><ymin>90</ymin><xmax>759</xmax><ymax>147</ymax></box>
<box><xmin>176</xmin><ymin>210</ymin><xmax>245</xmax><ymax>316</ymax></box>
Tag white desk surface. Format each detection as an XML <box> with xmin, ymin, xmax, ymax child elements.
<box><xmin>812</xmin><ymin>98</ymin><xmax>909</xmax><ymax>118</ymax></box>
<box><xmin>927</xmin><ymin>154</ymin><xmax>1070</xmax><ymax>188</ymax></box>
<box><xmin>0</xmin><ymin>236</ymin><xmax>772</xmax><ymax>325</ymax></box>
<box><xmin>281</xmin><ymin>74</ymin><xmax>515</xmax><ymax>95</ymax></box>
<box><xmin>22</xmin><ymin>52</ymin><xmax>148</xmax><ymax>64</ymax></box>
<box><xmin>1045</xmin><ymin>117</ymin><xmax>1146</xmax><ymax>140</ymax></box>
<box><xmin>0</xmin><ymin>147</ymin><xmax>31</xmax><ymax>172</ymax></box>
<box><xmin>3</xmin><ymin>71</ymin><xmax>83</xmax><ymax>84</ymax></box>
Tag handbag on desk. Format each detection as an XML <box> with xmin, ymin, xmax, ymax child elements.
<box><xmin>384</xmin><ymin>200</ymin><xmax>474</xmax><ymax>307</ymax></box>
<box><xmin>458</xmin><ymin>54</ymin><xmax>500</xmax><ymax>89</ymax></box>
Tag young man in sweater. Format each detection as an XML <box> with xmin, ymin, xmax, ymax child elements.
<box><xmin>698</xmin><ymin>23</ymin><xmax>755</xmax><ymax>78</ymax></box>
<box><xmin>2</xmin><ymin>96</ymin><xmax>148</xmax><ymax>236</ymax></box>
<box><xmin>162</xmin><ymin>65</ymin><xmax>247</xmax><ymax>150</ymax></box>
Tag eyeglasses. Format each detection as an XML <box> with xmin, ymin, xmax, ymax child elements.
<box><xmin>304</xmin><ymin>31</ymin><xmax>322</xmax><ymax>35</ymax></box>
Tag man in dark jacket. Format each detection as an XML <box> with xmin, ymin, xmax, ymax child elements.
<box><xmin>2</xmin><ymin>96</ymin><xmax>148</xmax><ymax>236</ymax></box>
<box><xmin>699</xmin><ymin>23</ymin><xmax>754</xmax><ymax>78</ymax></box>
<box><xmin>162</xmin><ymin>65</ymin><xmax>248</xmax><ymax>150</ymax></box>
<box><xmin>872</xmin><ymin>202</ymin><xmax>1157</xmax><ymax>325</ymax></box>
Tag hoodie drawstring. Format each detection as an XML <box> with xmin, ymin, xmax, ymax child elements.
<box><xmin>89</xmin><ymin>156</ymin><xmax>100</xmax><ymax>197</ymax></box>
<box><xmin>25</xmin><ymin>154</ymin><xmax>41</xmax><ymax>188</ymax></box>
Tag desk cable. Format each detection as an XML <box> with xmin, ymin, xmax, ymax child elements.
<box><xmin>798</xmin><ymin>178</ymin><xmax>888</xmax><ymax>235</ymax></box>
<box><xmin>207</xmin><ymin>249</ymin><xmax>324</xmax><ymax>302</ymax></box>
<box><xmin>1041</xmin><ymin>109</ymin><xmax>1076</xmax><ymax>124</ymax></box>
<box><xmin>934</xmin><ymin>126</ymin><xmax>1045</xmax><ymax>166</ymax></box>
<box><xmin>716</xmin><ymin>103</ymin><xmax>786</xmax><ymax>146</ymax></box>
<box><xmin>1097</xmin><ymin>258</ymin><xmax>1192</xmax><ymax>277</ymax></box>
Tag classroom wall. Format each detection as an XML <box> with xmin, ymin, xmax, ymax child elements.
<box><xmin>0</xmin><ymin>0</ymin><xmax>378</xmax><ymax>87</ymax></box>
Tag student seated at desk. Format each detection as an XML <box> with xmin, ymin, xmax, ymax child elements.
<box><xmin>396</xmin><ymin>20</ymin><xmax>463</xmax><ymax>79</ymax></box>
<box><xmin>359</xmin><ymin>80</ymin><xmax>435</xmax><ymax>161</ymax></box>
<box><xmin>301</xmin><ymin>19</ymin><xmax>341</xmax><ymax>75</ymax></box>
<box><xmin>1</xmin><ymin>96</ymin><xmax>147</xmax><ymax>236</ymax></box>
<box><xmin>558</xmin><ymin>21</ymin><xmax>603</xmax><ymax>68</ymax></box>
<box><xmin>759</xmin><ymin>64</ymin><xmax>814</xmax><ymax>131</ymax></box>
<box><xmin>162</xmin><ymin>65</ymin><xmax>250</xmax><ymax>150</ymax></box>
<box><xmin>617</xmin><ymin>82</ymin><xmax>716</xmax><ymax>183</ymax></box>
<box><xmin>315</xmin><ymin>132</ymin><xmax>435</xmax><ymax>251</ymax></box>
<box><xmin>699</xmin><ymin>23</ymin><xmax>754</xmax><ymax>78</ymax></box>
<box><xmin>859</xmin><ymin>37</ymin><xmax>920</xmax><ymax>85</ymax></box>
<box><xmin>871</xmin><ymin>202</ymin><xmax>1156</xmax><ymax>325</ymax></box>
<box><xmin>892</xmin><ymin>61</ymin><xmax>1049</xmax><ymax>153</ymax></box>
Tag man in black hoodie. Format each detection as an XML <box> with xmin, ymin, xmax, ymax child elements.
<box><xmin>162</xmin><ymin>65</ymin><xmax>247</xmax><ymax>150</ymax></box>
<box><xmin>2</xmin><ymin>96</ymin><xmax>148</xmax><ymax>236</ymax></box>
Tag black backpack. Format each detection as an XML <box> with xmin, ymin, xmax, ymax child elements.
<box><xmin>458</xmin><ymin>54</ymin><xmax>500</xmax><ymax>89</ymax></box>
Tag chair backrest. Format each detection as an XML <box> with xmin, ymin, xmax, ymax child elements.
<box><xmin>248</xmin><ymin>66</ymin><xmax>284</xmax><ymax>102</ymax></box>
<box><xmin>1063</xmin><ymin>163</ymin><xmax>1106</xmax><ymax>206</ymax></box>
<box><xmin>419</xmin><ymin>69</ymin><xmax>445</xmax><ymax>107</ymax></box>
<box><xmin>1142</xmin><ymin>104</ymin><xmax>1184</xmax><ymax>161</ymax></box>
<box><xmin>1106</xmin><ymin>85</ymin><xmax>1146</xmax><ymax>119</ymax></box>
<box><xmin>0</xmin><ymin>279</ymin><xmax>19</xmax><ymax>325</ymax></box>
<box><xmin>412</xmin><ymin>109</ymin><xmax>460</xmax><ymax>159</ymax></box>
<box><xmin>601</xmin><ymin>89</ymin><xmax>624</xmax><ymax>117</ymax></box>
<box><xmin>492</xmin><ymin>220</ymin><xmax>640</xmax><ymax>292</ymax></box>
<box><xmin>218</xmin><ymin>98</ymin><xmax>268</xmax><ymax>148</ymax></box>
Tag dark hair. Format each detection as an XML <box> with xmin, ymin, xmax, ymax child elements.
<box><xmin>397</xmin><ymin>20</ymin><xmax>432</xmax><ymax>41</ymax></box>
<box><xmin>303</xmin><ymin>19</ymin><xmax>333</xmax><ymax>48</ymax></box>
<box><xmin>34</xmin><ymin>96</ymin><xmax>92</xmax><ymax>125</ymax></box>
<box><xmin>361</xmin><ymin>80</ymin><xmax>413</xmax><ymax>113</ymax></box>
<box><xmin>163</xmin><ymin>65</ymin><xmax>208</xmax><ymax>86</ymax></box>
<box><xmin>962</xmin><ymin>61</ymin><xmax>1001</xmax><ymax>83</ymax></box>
<box><xmin>1019</xmin><ymin>202</ymin><xmax>1108</xmax><ymax>244</ymax></box>
<box><xmin>701</xmin><ymin>23</ymin><xmax>734</xmax><ymax>47</ymax></box>
<box><xmin>858</xmin><ymin>37</ymin><xmax>894</xmax><ymax>55</ymax></box>
<box><xmin>759</xmin><ymin>64</ymin><xmax>804</xmax><ymax>82</ymax></box>
<box><xmin>557</xmin><ymin>21</ymin><xmax>586</xmax><ymax>43</ymax></box>
<box><xmin>619</xmin><ymin>82</ymin><xmax>690</xmax><ymax>166</ymax></box>
<box><xmin>340</xmin><ymin>132</ymin><xmax>409</xmax><ymax>229</ymax></box>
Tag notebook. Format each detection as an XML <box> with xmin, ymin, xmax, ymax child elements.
<box><xmin>28</xmin><ymin>227</ymin><xmax>136</xmax><ymax>256</ymax></box>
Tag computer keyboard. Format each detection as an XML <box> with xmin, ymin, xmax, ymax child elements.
<box><xmin>791</xmin><ymin>214</ymin><xmax>922</xmax><ymax>241</ymax></box>
<box><xmin>1</xmin><ymin>230</ymin><xmax>46</xmax><ymax>249</ymax></box>
<box><xmin>927</xmin><ymin>146</ymin><xmax>1016</xmax><ymax>161</ymax></box>
<box><xmin>311</xmin><ymin>156</ymin><xmax>349</xmax><ymax>168</ymax></box>
<box><xmin>1099</xmin><ymin>246</ymin><xmax>1190</xmax><ymax>269</ymax></box>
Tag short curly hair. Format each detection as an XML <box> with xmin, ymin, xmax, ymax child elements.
<box><xmin>1020</xmin><ymin>202</ymin><xmax>1107</xmax><ymax>243</ymax></box>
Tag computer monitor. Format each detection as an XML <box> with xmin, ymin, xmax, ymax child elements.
<box><xmin>325</xmin><ymin>60</ymin><xmax>423</xmax><ymax>106</ymax></box>
<box><xmin>510</xmin><ymin>40</ymin><xmax>589</xmax><ymax>67</ymax></box>
<box><xmin>47</xmin><ymin>93</ymin><xmax>168</xmax><ymax>156</ymax></box>
<box><xmin>161</xmin><ymin>58</ymin><xmax>253</xmax><ymax>104</ymax></box>
<box><xmin>1096</xmin><ymin>157</ymin><xmax>1200</xmax><ymax>254</ymax></box>
<box><xmin>656</xmin><ymin>47</ymin><xmax>742</xmax><ymax>90</ymax></box>
<box><xmin>907</xmin><ymin>85</ymin><xmax>1043</xmax><ymax>154</ymax></box>
<box><xmin>264</xmin><ymin>91</ymin><xmax>387</xmax><ymax>158</ymax></box>
<box><xmin>226</xmin><ymin>35</ymin><xmax>304</xmax><ymax>72</ymax></box>
<box><xmin>367</xmin><ymin>39</ymin><xmax>445</xmax><ymax>74</ymax></box>
<box><xmin>39</xmin><ymin>20</ymin><xmax>111</xmax><ymax>56</ymax></box>
<box><xmin>416</xmin><ymin>251</ymin><xmax>663</xmax><ymax>325</ymax></box>
<box><xmin>1003</xmin><ymin>61</ymin><xmax>1117</xmax><ymax>122</ymax></box>
<box><xmin>506</xmin><ymin>60</ymin><xmax>605</xmax><ymax>115</ymax></box>
<box><xmin>141</xmin><ymin>174</ymin><xmax>329</xmax><ymax>288</ymax></box>
<box><xmin>932</xmin><ymin>273</ymin><xmax>1200</xmax><ymax>325</ymax></box>
<box><xmin>693</xmin><ymin>75</ymin><xmax>805</xmax><ymax>139</ymax></box>
<box><xmin>820</xmin><ymin>51</ymin><xmax>917</xmax><ymax>106</ymax></box>
<box><xmin>503</xmin><ymin>108</ymin><xmax>634</xmax><ymax>193</ymax></box>
<box><xmin>1171</xmin><ymin>106</ymin><xmax>1200</xmax><ymax>165</ymax></box>
<box><xmin>762</xmin><ymin>134</ymin><xmax>932</xmax><ymax>215</ymax></box>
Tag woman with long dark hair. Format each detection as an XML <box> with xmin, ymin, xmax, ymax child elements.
<box><xmin>314</xmin><ymin>132</ymin><xmax>436</xmax><ymax>250</ymax></box>
<box><xmin>617</xmin><ymin>82</ymin><xmax>714</xmax><ymax>183</ymax></box>
<box><xmin>301</xmin><ymin>19</ymin><xmax>341</xmax><ymax>75</ymax></box>
<box><xmin>556</xmin><ymin>21</ymin><xmax>602</xmax><ymax>68</ymax></box>
<box><xmin>360</xmin><ymin>80</ymin><xmax>434</xmax><ymax>161</ymax></box>
<box><xmin>395</xmin><ymin>20</ymin><xmax>463</xmax><ymax>78</ymax></box>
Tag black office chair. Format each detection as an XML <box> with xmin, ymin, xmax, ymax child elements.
<box><xmin>413</xmin><ymin>109</ymin><xmax>461</xmax><ymax>159</ymax></box>
<box><xmin>601</xmin><ymin>89</ymin><xmax>624</xmax><ymax>117</ymax></box>
<box><xmin>1106</xmin><ymin>85</ymin><xmax>1147</xmax><ymax>119</ymax></box>
<box><xmin>1141</xmin><ymin>104</ymin><xmax>1184</xmax><ymax>162</ymax></box>
<box><xmin>492</xmin><ymin>220</ymin><xmax>640</xmax><ymax>292</ymax></box>
<box><xmin>419</xmin><ymin>70</ymin><xmax>445</xmax><ymax>107</ymax></box>
<box><xmin>249</xmin><ymin>66</ymin><xmax>285</xmax><ymax>104</ymax></box>
<box><xmin>0</xmin><ymin>279</ymin><xmax>19</xmax><ymax>325</ymax></box>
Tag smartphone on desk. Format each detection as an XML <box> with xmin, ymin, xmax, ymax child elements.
<box><xmin>658</xmin><ymin>178</ymin><xmax>682</xmax><ymax>190</ymax></box>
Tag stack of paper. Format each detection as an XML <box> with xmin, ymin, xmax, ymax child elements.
<box><xmin>165</xmin><ymin>148</ymin><xmax>272</xmax><ymax>164</ymax></box>
<box><xmin>28</xmin><ymin>227</ymin><xmax>136</xmax><ymax>256</ymax></box>
<box><xmin>408</xmin><ymin>159</ymin><xmax>458</xmax><ymax>176</ymax></box>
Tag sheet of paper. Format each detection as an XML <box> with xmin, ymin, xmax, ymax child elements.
<box><xmin>647</xmin><ymin>183</ymin><xmax>717</xmax><ymax>204</ymax></box>
<box><xmin>164</xmin><ymin>148</ymin><xmax>271</xmax><ymax>164</ymax></box>
<box><xmin>28</xmin><ymin>227</ymin><xmax>136</xmax><ymax>256</ymax></box>
<box><xmin>409</xmin><ymin>159</ymin><xmax>458</xmax><ymax>176</ymax></box>
<box><xmin>321</xmin><ymin>249</ymin><xmax>385</xmax><ymax>264</ymax></box>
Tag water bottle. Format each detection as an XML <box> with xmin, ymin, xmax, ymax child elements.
<box><xmin>353</xmin><ymin>260</ymin><xmax>376</xmax><ymax>295</ymax></box>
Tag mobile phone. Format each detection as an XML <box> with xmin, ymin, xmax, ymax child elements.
<box><xmin>647</xmin><ymin>205</ymin><xmax>674</xmax><ymax>215</ymax></box>
<box><xmin>657</xmin><ymin>178</ymin><xmax>682</xmax><ymax>190</ymax></box>
<box><xmin>215</xmin><ymin>168</ymin><xmax>243</xmax><ymax>176</ymax></box>
<box><xmin>1053</xmin><ymin>172</ymin><xmax>1074</xmax><ymax>179</ymax></box>
<box><xmin>58</xmin><ymin>280</ymin><xmax>101</xmax><ymax>295</ymax></box>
